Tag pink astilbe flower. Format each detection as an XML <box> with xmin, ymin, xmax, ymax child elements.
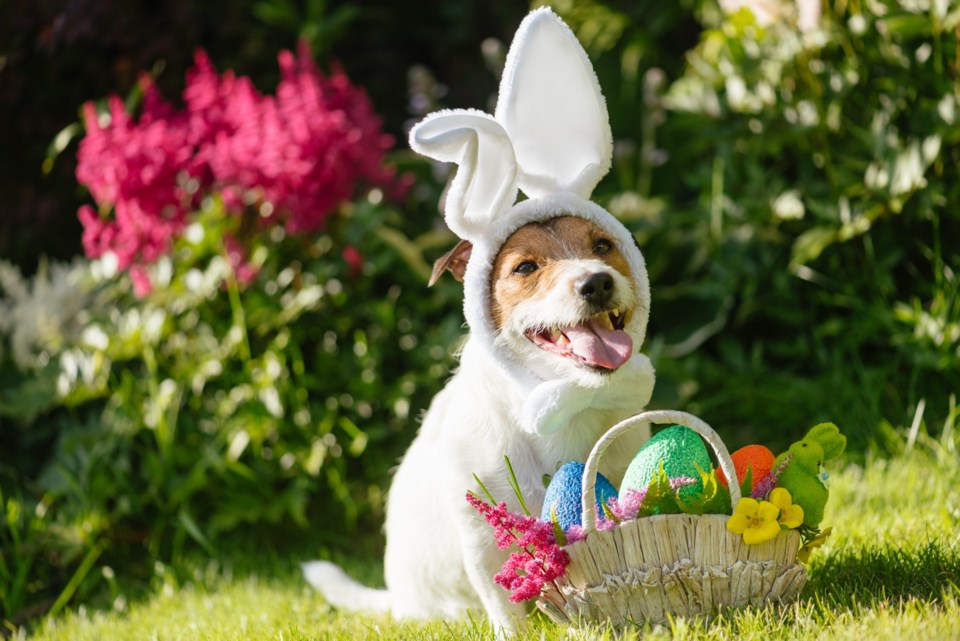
<box><xmin>606</xmin><ymin>489</ymin><xmax>647</xmax><ymax>522</ymax></box>
<box><xmin>753</xmin><ymin>452</ymin><xmax>793</xmax><ymax>499</ymax></box>
<box><xmin>466</xmin><ymin>493</ymin><xmax>570</xmax><ymax>603</ymax></box>
<box><xmin>76</xmin><ymin>87</ymin><xmax>193</xmax><ymax>280</ymax></box>
<box><xmin>75</xmin><ymin>44</ymin><xmax>405</xmax><ymax>295</ymax></box>
<box><xmin>564</xmin><ymin>524</ymin><xmax>586</xmax><ymax>544</ymax></box>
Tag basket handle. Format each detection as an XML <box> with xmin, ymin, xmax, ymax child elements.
<box><xmin>581</xmin><ymin>410</ymin><xmax>741</xmax><ymax>536</ymax></box>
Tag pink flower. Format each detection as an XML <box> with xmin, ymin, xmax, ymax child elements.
<box><xmin>565</xmin><ymin>525</ymin><xmax>586</xmax><ymax>543</ymax></box>
<box><xmin>129</xmin><ymin>265</ymin><xmax>154</xmax><ymax>297</ymax></box>
<box><xmin>606</xmin><ymin>489</ymin><xmax>646</xmax><ymax>522</ymax></box>
<box><xmin>224</xmin><ymin>235</ymin><xmax>258</xmax><ymax>286</ymax></box>
<box><xmin>75</xmin><ymin>89</ymin><xmax>192</xmax><ymax>279</ymax></box>
<box><xmin>466</xmin><ymin>493</ymin><xmax>570</xmax><ymax>603</ymax></box>
<box><xmin>342</xmin><ymin>245</ymin><xmax>364</xmax><ymax>278</ymax></box>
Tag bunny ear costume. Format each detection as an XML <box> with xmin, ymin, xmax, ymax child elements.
<box><xmin>410</xmin><ymin>7</ymin><xmax>655</xmax><ymax>435</ymax></box>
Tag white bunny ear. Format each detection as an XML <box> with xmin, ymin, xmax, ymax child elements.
<box><xmin>409</xmin><ymin>109</ymin><xmax>519</xmax><ymax>240</ymax></box>
<box><xmin>495</xmin><ymin>8</ymin><xmax>613</xmax><ymax>199</ymax></box>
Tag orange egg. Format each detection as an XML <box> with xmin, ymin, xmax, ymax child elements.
<box><xmin>717</xmin><ymin>444</ymin><xmax>775</xmax><ymax>492</ymax></box>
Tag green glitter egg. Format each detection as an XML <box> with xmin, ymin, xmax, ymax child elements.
<box><xmin>620</xmin><ymin>425</ymin><xmax>710</xmax><ymax>502</ymax></box>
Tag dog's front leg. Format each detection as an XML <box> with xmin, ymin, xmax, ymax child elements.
<box><xmin>456</xmin><ymin>510</ymin><xmax>527</xmax><ymax>637</ymax></box>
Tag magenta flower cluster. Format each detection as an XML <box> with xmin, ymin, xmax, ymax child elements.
<box><xmin>752</xmin><ymin>452</ymin><xmax>793</xmax><ymax>499</ymax></box>
<box><xmin>76</xmin><ymin>44</ymin><xmax>405</xmax><ymax>295</ymax></box>
<box><xmin>466</xmin><ymin>493</ymin><xmax>570</xmax><ymax>603</ymax></box>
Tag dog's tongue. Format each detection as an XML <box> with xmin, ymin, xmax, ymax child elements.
<box><xmin>562</xmin><ymin>318</ymin><xmax>633</xmax><ymax>370</ymax></box>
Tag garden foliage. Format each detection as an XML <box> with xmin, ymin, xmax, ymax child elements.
<box><xmin>1</xmin><ymin>0</ymin><xmax>958</xmax><ymax>627</ymax></box>
<box><xmin>573</xmin><ymin>0</ymin><xmax>960</xmax><ymax>449</ymax></box>
<box><xmin>0</xmin><ymin>44</ymin><xmax>463</xmax><ymax>621</ymax></box>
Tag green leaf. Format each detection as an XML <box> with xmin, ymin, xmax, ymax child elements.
<box><xmin>739</xmin><ymin>464</ymin><xmax>754</xmax><ymax>500</ymax></box>
<box><xmin>374</xmin><ymin>227</ymin><xmax>432</xmax><ymax>283</ymax></box>
<box><xmin>253</xmin><ymin>0</ymin><xmax>300</xmax><ymax>29</ymax></box>
<box><xmin>600</xmin><ymin>494</ymin><xmax>621</xmax><ymax>524</ymax></box>
<box><xmin>636</xmin><ymin>462</ymin><xmax>677</xmax><ymax>517</ymax></box>
<box><xmin>879</xmin><ymin>13</ymin><xmax>934</xmax><ymax>38</ymax></box>
<box><xmin>677</xmin><ymin>463</ymin><xmax>733</xmax><ymax>515</ymax></box>
<box><xmin>472</xmin><ymin>474</ymin><xmax>497</xmax><ymax>505</ymax></box>
<box><xmin>790</xmin><ymin>225</ymin><xmax>838</xmax><ymax>268</ymax></box>
<box><xmin>43</xmin><ymin>122</ymin><xmax>83</xmax><ymax>175</ymax></box>
<box><xmin>550</xmin><ymin>506</ymin><xmax>567</xmax><ymax>546</ymax></box>
<box><xmin>177</xmin><ymin>509</ymin><xmax>215</xmax><ymax>556</ymax></box>
<box><xmin>503</xmin><ymin>455</ymin><xmax>530</xmax><ymax>516</ymax></box>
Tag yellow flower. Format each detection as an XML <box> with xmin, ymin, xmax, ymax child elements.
<box><xmin>726</xmin><ymin>497</ymin><xmax>781</xmax><ymax>545</ymax></box>
<box><xmin>768</xmin><ymin>487</ymin><xmax>804</xmax><ymax>529</ymax></box>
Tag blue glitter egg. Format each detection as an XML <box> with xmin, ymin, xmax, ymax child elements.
<box><xmin>541</xmin><ymin>461</ymin><xmax>618</xmax><ymax>531</ymax></box>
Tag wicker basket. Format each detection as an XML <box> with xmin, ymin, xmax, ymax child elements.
<box><xmin>536</xmin><ymin>410</ymin><xmax>807</xmax><ymax>626</ymax></box>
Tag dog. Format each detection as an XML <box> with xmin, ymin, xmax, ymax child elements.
<box><xmin>303</xmin><ymin>8</ymin><xmax>656</xmax><ymax>635</ymax></box>
<box><xmin>303</xmin><ymin>215</ymin><xmax>654</xmax><ymax>633</ymax></box>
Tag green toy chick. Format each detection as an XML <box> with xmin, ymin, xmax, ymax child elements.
<box><xmin>773</xmin><ymin>423</ymin><xmax>846</xmax><ymax>528</ymax></box>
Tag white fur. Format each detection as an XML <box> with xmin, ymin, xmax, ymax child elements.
<box><xmin>303</xmin><ymin>7</ymin><xmax>657</xmax><ymax>635</ymax></box>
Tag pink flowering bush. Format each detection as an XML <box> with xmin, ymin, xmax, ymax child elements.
<box><xmin>75</xmin><ymin>43</ymin><xmax>407</xmax><ymax>295</ymax></box>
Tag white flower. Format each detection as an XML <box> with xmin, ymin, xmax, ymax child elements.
<box><xmin>0</xmin><ymin>259</ymin><xmax>94</xmax><ymax>371</ymax></box>
<box><xmin>772</xmin><ymin>190</ymin><xmax>806</xmax><ymax>220</ymax></box>
<box><xmin>848</xmin><ymin>14</ymin><xmax>868</xmax><ymax>35</ymax></box>
<box><xmin>81</xmin><ymin>325</ymin><xmax>110</xmax><ymax>351</ymax></box>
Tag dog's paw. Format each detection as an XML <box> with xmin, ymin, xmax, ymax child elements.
<box><xmin>521</xmin><ymin>380</ymin><xmax>595</xmax><ymax>435</ymax></box>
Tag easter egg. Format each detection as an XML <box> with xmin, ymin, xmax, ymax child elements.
<box><xmin>716</xmin><ymin>444</ymin><xmax>775</xmax><ymax>493</ymax></box>
<box><xmin>541</xmin><ymin>462</ymin><xmax>618</xmax><ymax>531</ymax></box>
<box><xmin>620</xmin><ymin>425</ymin><xmax>710</xmax><ymax>501</ymax></box>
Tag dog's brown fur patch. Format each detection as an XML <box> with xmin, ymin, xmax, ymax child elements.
<box><xmin>489</xmin><ymin>216</ymin><xmax>632</xmax><ymax>330</ymax></box>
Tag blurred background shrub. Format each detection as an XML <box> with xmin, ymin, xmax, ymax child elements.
<box><xmin>1</xmin><ymin>0</ymin><xmax>958</xmax><ymax>628</ymax></box>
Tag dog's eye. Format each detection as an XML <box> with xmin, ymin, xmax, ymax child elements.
<box><xmin>514</xmin><ymin>261</ymin><xmax>539</xmax><ymax>275</ymax></box>
<box><xmin>593</xmin><ymin>238</ymin><xmax>613</xmax><ymax>255</ymax></box>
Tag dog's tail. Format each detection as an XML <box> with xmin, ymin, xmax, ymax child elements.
<box><xmin>301</xmin><ymin>561</ymin><xmax>394</xmax><ymax>613</ymax></box>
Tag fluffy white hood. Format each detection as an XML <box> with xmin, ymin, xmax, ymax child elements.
<box><xmin>410</xmin><ymin>8</ymin><xmax>655</xmax><ymax>434</ymax></box>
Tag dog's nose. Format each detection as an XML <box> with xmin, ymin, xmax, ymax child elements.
<box><xmin>579</xmin><ymin>272</ymin><xmax>614</xmax><ymax>307</ymax></box>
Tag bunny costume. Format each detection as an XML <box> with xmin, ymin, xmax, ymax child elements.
<box><xmin>304</xmin><ymin>8</ymin><xmax>656</xmax><ymax>632</ymax></box>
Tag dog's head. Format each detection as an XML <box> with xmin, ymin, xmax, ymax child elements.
<box><xmin>413</xmin><ymin>9</ymin><xmax>653</xmax><ymax>399</ymax></box>
<box><xmin>433</xmin><ymin>214</ymin><xmax>645</xmax><ymax>387</ymax></box>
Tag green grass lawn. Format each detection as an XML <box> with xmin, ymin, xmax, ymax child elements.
<box><xmin>31</xmin><ymin>439</ymin><xmax>960</xmax><ymax>641</ymax></box>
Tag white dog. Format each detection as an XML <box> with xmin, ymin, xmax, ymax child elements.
<box><xmin>304</xmin><ymin>8</ymin><xmax>655</xmax><ymax>634</ymax></box>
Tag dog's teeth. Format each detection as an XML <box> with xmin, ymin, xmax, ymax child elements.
<box><xmin>612</xmin><ymin>309</ymin><xmax>620</xmax><ymax>319</ymax></box>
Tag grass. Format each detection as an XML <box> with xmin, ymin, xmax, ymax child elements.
<box><xmin>26</xmin><ymin>440</ymin><xmax>960</xmax><ymax>641</ymax></box>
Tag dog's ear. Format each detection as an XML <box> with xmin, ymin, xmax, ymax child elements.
<box><xmin>429</xmin><ymin>239</ymin><xmax>473</xmax><ymax>286</ymax></box>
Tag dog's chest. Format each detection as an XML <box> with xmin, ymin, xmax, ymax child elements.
<box><xmin>513</xmin><ymin>408</ymin><xmax>630</xmax><ymax>506</ymax></box>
